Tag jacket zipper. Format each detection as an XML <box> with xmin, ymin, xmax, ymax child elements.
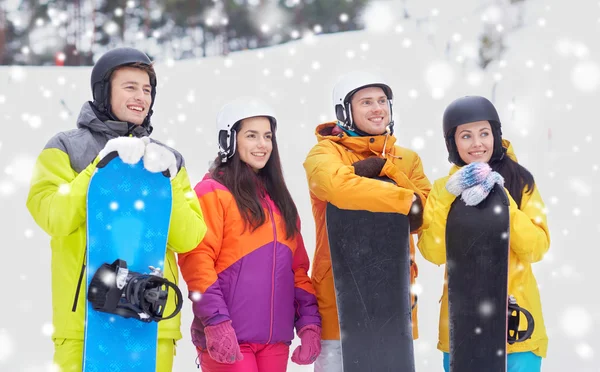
<box><xmin>266</xmin><ymin>201</ymin><xmax>277</xmax><ymax>344</ymax></box>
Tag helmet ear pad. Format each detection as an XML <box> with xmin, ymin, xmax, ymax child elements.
<box><xmin>92</xmin><ymin>69</ymin><xmax>121</xmax><ymax>115</ymax></box>
<box><xmin>335</xmin><ymin>104</ymin><xmax>346</xmax><ymax>123</ymax></box>
<box><xmin>218</xmin><ymin>122</ymin><xmax>240</xmax><ymax>160</ymax></box>
<box><xmin>218</xmin><ymin>129</ymin><xmax>229</xmax><ymax>155</ymax></box>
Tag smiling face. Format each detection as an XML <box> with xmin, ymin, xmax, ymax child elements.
<box><xmin>454</xmin><ymin>120</ymin><xmax>494</xmax><ymax>164</ymax></box>
<box><xmin>109</xmin><ymin>67</ymin><xmax>152</xmax><ymax>125</ymax></box>
<box><xmin>350</xmin><ymin>86</ymin><xmax>390</xmax><ymax>135</ymax></box>
<box><xmin>236</xmin><ymin>116</ymin><xmax>273</xmax><ymax>172</ymax></box>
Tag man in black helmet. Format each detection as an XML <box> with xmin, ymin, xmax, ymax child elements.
<box><xmin>26</xmin><ymin>47</ymin><xmax>208</xmax><ymax>371</ymax></box>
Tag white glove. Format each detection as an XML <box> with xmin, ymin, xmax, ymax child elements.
<box><xmin>143</xmin><ymin>141</ymin><xmax>178</xmax><ymax>180</ymax></box>
<box><xmin>98</xmin><ymin>136</ymin><xmax>146</xmax><ymax>165</ymax></box>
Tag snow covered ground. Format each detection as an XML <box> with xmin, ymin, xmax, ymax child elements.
<box><xmin>0</xmin><ymin>0</ymin><xmax>598</xmax><ymax>370</ymax></box>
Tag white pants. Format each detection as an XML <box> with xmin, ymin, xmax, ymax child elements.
<box><xmin>314</xmin><ymin>340</ymin><xmax>343</xmax><ymax>372</ymax></box>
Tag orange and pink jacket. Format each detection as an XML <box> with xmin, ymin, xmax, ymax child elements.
<box><xmin>178</xmin><ymin>174</ymin><xmax>321</xmax><ymax>349</ymax></box>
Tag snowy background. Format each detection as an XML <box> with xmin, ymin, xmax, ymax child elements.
<box><xmin>1</xmin><ymin>0</ymin><xmax>599</xmax><ymax>371</ymax></box>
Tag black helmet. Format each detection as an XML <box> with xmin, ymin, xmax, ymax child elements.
<box><xmin>442</xmin><ymin>95</ymin><xmax>505</xmax><ymax>165</ymax></box>
<box><xmin>90</xmin><ymin>47</ymin><xmax>157</xmax><ymax>129</ymax></box>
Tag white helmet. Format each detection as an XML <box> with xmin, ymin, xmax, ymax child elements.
<box><xmin>216</xmin><ymin>97</ymin><xmax>277</xmax><ymax>162</ymax></box>
<box><xmin>332</xmin><ymin>71</ymin><xmax>394</xmax><ymax>132</ymax></box>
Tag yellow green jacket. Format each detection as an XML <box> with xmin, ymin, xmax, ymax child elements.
<box><xmin>417</xmin><ymin>140</ymin><xmax>550</xmax><ymax>357</ymax></box>
<box><xmin>26</xmin><ymin>102</ymin><xmax>207</xmax><ymax>341</ymax></box>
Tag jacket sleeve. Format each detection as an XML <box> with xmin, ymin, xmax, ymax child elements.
<box><xmin>507</xmin><ymin>185</ymin><xmax>550</xmax><ymax>264</ymax></box>
<box><xmin>291</xmin><ymin>222</ymin><xmax>321</xmax><ymax>331</ymax></box>
<box><xmin>303</xmin><ymin>141</ymin><xmax>414</xmax><ymax>214</ymax></box>
<box><xmin>409</xmin><ymin>154</ymin><xmax>432</xmax><ymax>202</ymax></box>
<box><xmin>26</xmin><ymin>144</ymin><xmax>99</xmax><ymax>238</ymax></box>
<box><xmin>386</xmin><ymin>154</ymin><xmax>432</xmax><ymax>233</ymax></box>
<box><xmin>177</xmin><ymin>181</ymin><xmax>230</xmax><ymax>326</ymax></box>
<box><xmin>417</xmin><ymin>180</ymin><xmax>456</xmax><ymax>265</ymax></box>
<box><xmin>166</xmin><ymin>166</ymin><xmax>207</xmax><ymax>254</ymax></box>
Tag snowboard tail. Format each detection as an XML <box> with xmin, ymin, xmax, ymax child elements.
<box><xmin>83</xmin><ymin>153</ymin><xmax>173</xmax><ymax>372</ymax></box>
<box><xmin>446</xmin><ymin>184</ymin><xmax>510</xmax><ymax>372</ymax></box>
<box><xmin>326</xmin><ymin>203</ymin><xmax>415</xmax><ymax>372</ymax></box>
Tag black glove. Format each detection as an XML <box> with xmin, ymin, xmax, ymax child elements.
<box><xmin>408</xmin><ymin>196</ymin><xmax>423</xmax><ymax>233</ymax></box>
<box><xmin>353</xmin><ymin>157</ymin><xmax>386</xmax><ymax>178</ymax></box>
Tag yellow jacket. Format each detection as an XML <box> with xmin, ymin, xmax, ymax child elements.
<box><xmin>303</xmin><ymin>122</ymin><xmax>432</xmax><ymax>340</ymax></box>
<box><xmin>417</xmin><ymin>140</ymin><xmax>550</xmax><ymax>357</ymax></box>
<box><xmin>26</xmin><ymin>103</ymin><xmax>207</xmax><ymax>342</ymax></box>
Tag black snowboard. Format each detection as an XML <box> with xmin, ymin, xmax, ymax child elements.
<box><xmin>326</xmin><ymin>203</ymin><xmax>415</xmax><ymax>372</ymax></box>
<box><xmin>446</xmin><ymin>184</ymin><xmax>510</xmax><ymax>371</ymax></box>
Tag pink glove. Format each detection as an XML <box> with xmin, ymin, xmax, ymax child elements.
<box><xmin>204</xmin><ymin>320</ymin><xmax>244</xmax><ymax>364</ymax></box>
<box><xmin>291</xmin><ymin>324</ymin><xmax>322</xmax><ymax>365</ymax></box>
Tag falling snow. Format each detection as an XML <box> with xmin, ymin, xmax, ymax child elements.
<box><xmin>2</xmin><ymin>1</ymin><xmax>599</xmax><ymax>371</ymax></box>
<box><xmin>0</xmin><ymin>329</ymin><xmax>14</xmax><ymax>362</ymax></box>
<box><xmin>561</xmin><ymin>307</ymin><xmax>592</xmax><ymax>338</ymax></box>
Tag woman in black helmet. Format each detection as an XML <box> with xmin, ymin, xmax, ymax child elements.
<box><xmin>417</xmin><ymin>96</ymin><xmax>550</xmax><ymax>371</ymax></box>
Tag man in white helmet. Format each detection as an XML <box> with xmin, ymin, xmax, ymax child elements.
<box><xmin>303</xmin><ymin>70</ymin><xmax>432</xmax><ymax>371</ymax></box>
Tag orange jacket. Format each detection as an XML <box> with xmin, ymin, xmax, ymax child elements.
<box><xmin>303</xmin><ymin>122</ymin><xmax>432</xmax><ymax>340</ymax></box>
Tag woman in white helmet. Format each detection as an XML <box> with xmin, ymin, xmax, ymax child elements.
<box><xmin>303</xmin><ymin>71</ymin><xmax>432</xmax><ymax>372</ymax></box>
<box><xmin>178</xmin><ymin>97</ymin><xmax>322</xmax><ymax>371</ymax></box>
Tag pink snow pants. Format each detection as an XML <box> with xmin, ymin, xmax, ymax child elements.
<box><xmin>199</xmin><ymin>343</ymin><xmax>289</xmax><ymax>372</ymax></box>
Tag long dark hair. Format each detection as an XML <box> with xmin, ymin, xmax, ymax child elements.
<box><xmin>211</xmin><ymin>121</ymin><xmax>299</xmax><ymax>239</ymax></box>
<box><xmin>490</xmin><ymin>155</ymin><xmax>535</xmax><ymax>208</ymax></box>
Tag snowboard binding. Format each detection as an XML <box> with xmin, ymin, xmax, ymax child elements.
<box><xmin>507</xmin><ymin>295</ymin><xmax>535</xmax><ymax>344</ymax></box>
<box><xmin>87</xmin><ymin>259</ymin><xmax>183</xmax><ymax>322</ymax></box>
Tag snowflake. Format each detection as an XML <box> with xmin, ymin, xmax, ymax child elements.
<box><xmin>411</xmin><ymin>137</ymin><xmax>425</xmax><ymax>150</ymax></box>
<box><xmin>361</xmin><ymin>2</ymin><xmax>394</xmax><ymax>32</ymax></box>
<box><xmin>41</xmin><ymin>323</ymin><xmax>54</xmax><ymax>337</ymax></box>
<box><xmin>411</xmin><ymin>283</ymin><xmax>423</xmax><ymax>296</ymax></box>
<box><xmin>561</xmin><ymin>307</ymin><xmax>592</xmax><ymax>338</ymax></box>
<box><xmin>190</xmin><ymin>292</ymin><xmax>202</xmax><ymax>302</ymax></box>
<box><xmin>572</xmin><ymin>61</ymin><xmax>600</xmax><ymax>92</ymax></box>
<box><xmin>0</xmin><ymin>329</ymin><xmax>14</xmax><ymax>362</ymax></box>
<box><xmin>479</xmin><ymin>300</ymin><xmax>495</xmax><ymax>317</ymax></box>
<box><xmin>569</xmin><ymin>178</ymin><xmax>591</xmax><ymax>197</ymax></box>
<box><xmin>575</xmin><ymin>342</ymin><xmax>594</xmax><ymax>359</ymax></box>
<box><xmin>0</xmin><ymin>181</ymin><xmax>16</xmax><ymax>196</ymax></box>
<box><xmin>134</xmin><ymin>200</ymin><xmax>145</xmax><ymax>210</ymax></box>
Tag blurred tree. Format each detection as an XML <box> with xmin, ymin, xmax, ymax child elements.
<box><xmin>281</xmin><ymin>0</ymin><xmax>369</xmax><ymax>36</ymax></box>
<box><xmin>1</xmin><ymin>0</ymin><xmax>370</xmax><ymax>65</ymax></box>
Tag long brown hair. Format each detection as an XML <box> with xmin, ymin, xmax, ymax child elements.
<box><xmin>211</xmin><ymin>120</ymin><xmax>299</xmax><ymax>239</ymax></box>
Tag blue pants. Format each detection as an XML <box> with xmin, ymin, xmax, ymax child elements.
<box><xmin>443</xmin><ymin>351</ymin><xmax>542</xmax><ymax>372</ymax></box>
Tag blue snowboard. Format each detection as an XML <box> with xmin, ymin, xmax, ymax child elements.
<box><xmin>83</xmin><ymin>152</ymin><xmax>172</xmax><ymax>372</ymax></box>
